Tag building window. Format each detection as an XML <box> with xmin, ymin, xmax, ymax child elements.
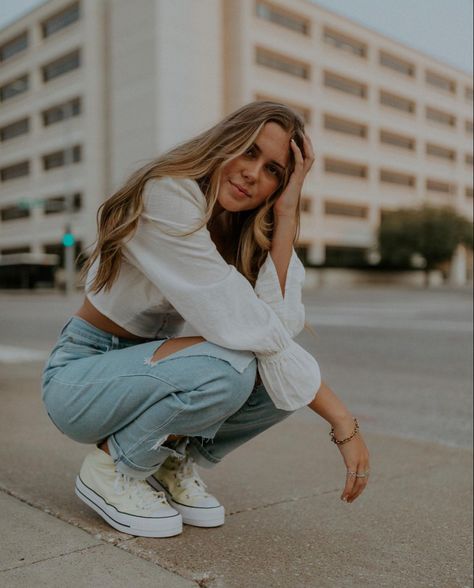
<box><xmin>426</xmin><ymin>107</ymin><xmax>456</xmax><ymax>127</ymax></box>
<box><xmin>380</xmin><ymin>130</ymin><xmax>415</xmax><ymax>151</ymax></box>
<box><xmin>426</xmin><ymin>143</ymin><xmax>456</xmax><ymax>161</ymax></box>
<box><xmin>0</xmin><ymin>118</ymin><xmax>29</xmax><ymax>142</ymax></box>
<box><xmin>324</xmin><ymin>114</ymin><xmax>367</xmax><ymax>138</ymax></box>
<box><xmin>466</xmin><ymin>120</ymin><xmax>474</xmax><ymax>134</ymax></box>
<box><xmin>466</xmin><ymin>187</ymin><xmax>473</xmax><ymax>199</ymax></box>
<box><xmin>466</xmin><ymin>87</ymin><xmax>474</xmax><ymax>102</ymax></box>
<box><xmin>301</xmin><ymin>197</ymin><xmax>312</xmax><ymax>213</ymax></box>
<box><xmin>0</xmin><ymin>75</ymin><xmax>29</xmax><ymax>103</ymax></box>
<box><xmin>41</xmin><ymin>2</ymin><xmax>80</xmax><ymax>38</ymax></box>
<box><xmin>255</xmin><ymin>2</ymin><xmax>309</xmax><ymax>35</ymax></box>
<box><xmin>0</xmin><ymin>246</ymin><xmax>31</xmax><ymax>255</ymax></box>
<box><xmin>1</xmin><ymin>204</ymin><xmax>30</xmax><ymax>222</ymax></box>
<box><xmin>0</xmin><ymin>31</ymin><xmax>28</xmax><ymax>63</ymax></box>
<box><xmin>325</xmin><ymin>159</ymin><xmax>367</xmax><ymax>178</ymax></box>
<box><xmin>324</xmin><ymin>71</ymin><xmax>367</xmax><ymax>98</ymax></box>
<box><xmin>44</xmin><ymin>241</ymin><xmax>82</xmax><ymax>269</ymax></box>
<box><xmin>256</xmin><ymin>47</ymin><xmax>310</xmax><ymax>79</ymax></box>
<box><xmin>42</xmin><ymin>145</ymin><xmax>82</xmax><ymax>170</ymax></box>
<box><xmin>324</xmin><ymin>201</ymin><xmax>368</xmax><ymax>218</ymax></box>
<box><xmin>465</xmin><ymin>153</ymin><xmax>473</xmax><ymax>166</ymax></box>
<box><xmin>380</xmin><ymin>169</ymin><xmax>416</xmax><ymax>187</ymax></box>
<box><xmin>42</xmin><ymin>50</ymin><xmax>80</xmax><ymax>83</ymax></box>
<box><xmin>323</xmin><ymin>28</ymin><xmax>367</xmax><ymax>58</ymax></box>
<box><xmin>425</xmin><ymin>70</ymin><xmax>456</xmax><ymax>94</ymax></box>
<box><xmin>324</xmin><ymin>245</ymin><xmax>368</xmax><ymax>267</ymax></box>
<box><xmin>379</xmin><ymin>51</ymin><xmax>415</xmax><ymax>77</ymax></box>
<box><xmin>44</xmin><ymin>193</ymin><xmax>82</xmax><ymax>214</ymax></box>
<box><xmin>0</xmin><ymin>161</ymin><xmax>30</xmax><ymax>182</ymax></box>
<box><xmin>426</xmin><ymin>179</ymin><xmax>456</xmax><ymax>194</ymax></box>
<box><xmin>254</xmin><ymin>94</ymin><xmax>311</xmax><ymax>124</ymax></box>
<box><xmin>295</xmin><ymin>245</ymin><xmax>310</xmax><ymax>266</ymax></box>
<box><xmin>42</xmin><ymin>97</ymin><xmax>82</xmax><ymax>127</ymax></box>
<box><xmin>380</xmin><ymin>90</ymin><xmax>415</xmax><ymax>113</ymax></box>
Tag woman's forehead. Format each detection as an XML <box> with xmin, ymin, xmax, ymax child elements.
<box><xmin>255</xmin><ymin>122</ymin><xmax>291</xmax><ymax>168</ymax></box>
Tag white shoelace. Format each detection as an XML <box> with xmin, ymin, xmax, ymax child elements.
<box><xmin>174</xmin><ymin>456</ymin><xmax>209</xmax><ymax>498</ymax></box>
<box><xmin>113</xmin><ymin>473</ymin><xmax>168</xmax><ymax>510</ymax></box>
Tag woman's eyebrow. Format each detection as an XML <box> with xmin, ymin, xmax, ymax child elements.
<box><xmin>253</xmin><ymin>142</ymin><xmax>286</xmax><ymax>170</ymax></box>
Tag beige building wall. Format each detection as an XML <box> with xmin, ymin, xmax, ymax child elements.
<box><xmin>0</xmin><ymin>0</ymin><xmax>472</xmax><ymax>279</ymax></box>
<box><xmin>224</xmin><ymin>0</ymin><xmax>473</xmax><ymax>267</ymax></box>
<box><xmin>0</xmin><ymin>0</ymin><xmax>107</xmax><ymax>255</ymax></box>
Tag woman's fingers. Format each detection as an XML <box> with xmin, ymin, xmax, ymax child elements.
<box><xmin>341</xmin><ymin>470</ymin><xmax>357</xmax><ymax>501</ymax></box>
<box><xmin>347</xmin><ymin>475</ymin><xmax>369</xmax><ymax>503</ymax></box>
<box><xmin>338</xmin><ymin>433</ymin><xmax>370</xmax><ymax>503</ymax></box>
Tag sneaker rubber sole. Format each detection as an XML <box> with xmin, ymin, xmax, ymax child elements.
<box><xmin>146</xmin><ymin>477</ymin><xmax>225</xmax><ymax>527</ymax></box>
<box><xmin>75</xmin><ymin>475</ymin><xmax>183</xmax><ymax>537</ymax></box>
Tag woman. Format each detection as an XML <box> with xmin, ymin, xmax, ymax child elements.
<box><xmin>42</xmin><ymin>101</ymin><xmax>370</xmax><ymax>538</ymax></box>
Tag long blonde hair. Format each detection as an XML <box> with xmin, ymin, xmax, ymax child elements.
<box><xmin>81</xmin><ymin>100</ymin><xmax>307</xmax><ymax>295</ymax></box>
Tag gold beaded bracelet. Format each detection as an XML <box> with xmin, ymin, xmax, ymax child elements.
<box><xmin>329</xmin><ymin>417</ymin><xmax>359</xmax><ymax>445</ymax></box>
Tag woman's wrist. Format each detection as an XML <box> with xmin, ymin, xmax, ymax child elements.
<box><xmin>307</xmin><ymin>381</ymin><xmax>353</xmax><ymax>427</ymax></box>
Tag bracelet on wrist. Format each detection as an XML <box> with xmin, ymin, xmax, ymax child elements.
<box><xmin>329</xmin><ymin>417</ymin><xmax>359</xmax><ymax>445</ymax></box>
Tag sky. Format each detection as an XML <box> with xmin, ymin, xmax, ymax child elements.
<box><xmin>0</xmin><ymin>0</ymin><xmax>472</xmax><ymax>74</ymax></box>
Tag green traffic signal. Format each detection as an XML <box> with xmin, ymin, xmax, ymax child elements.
<box><xmin>62</xmin><ymin>233</ymin><xmax>75</xmax><ymax>247</ymax></box>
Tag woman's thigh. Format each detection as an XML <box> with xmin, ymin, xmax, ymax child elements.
<box><xmin>42</xmin><ymin>336</ymin><xmax>257</xmax><ymax>443</ymax></box>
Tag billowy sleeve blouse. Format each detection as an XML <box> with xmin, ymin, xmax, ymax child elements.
<box><xmin>123</xmin><ymin>176</ymin><xmax>321</xmax><ymax>411</ymax></box>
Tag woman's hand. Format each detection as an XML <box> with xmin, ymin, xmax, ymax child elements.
<box><xmin>332</xmin><ymin>416</ymin><xmax>371</xmax><ymax>503</ymax></box>
<box><xmin>307</xmin><ymin>381</ymin><xmax>371</xmax><ymax>503</ymax></box>
<box><xmin>273</xmin><ymin>133</ymin><xmax>315</xmax><ymax>218</ymax></box>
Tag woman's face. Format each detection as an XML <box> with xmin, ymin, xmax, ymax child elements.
<box><xmin>215</xmin><ymin>122</ymin><xmax>292</xmax><ymax>215</ymax></box>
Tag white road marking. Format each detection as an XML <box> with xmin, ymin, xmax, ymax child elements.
<box><xmin>0</xmin><ymin>345</ymin><xmax>48</xmax><ymax>363</ymax></box>
<box><xmin>305</xmin><ymin>310</ymin><xmax>472</xmax><ymax>333</ymax></box>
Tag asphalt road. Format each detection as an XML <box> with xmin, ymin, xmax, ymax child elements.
<box><xmin>0</xmin><ymin>284</ymin><xmax>472</xmax><ymax>449</ymax></box>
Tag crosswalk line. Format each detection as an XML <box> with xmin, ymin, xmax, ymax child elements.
<box><xmin>0</xmin><ymin>345</ymin><xmax>48</xmax><ymax>363</ymax></box>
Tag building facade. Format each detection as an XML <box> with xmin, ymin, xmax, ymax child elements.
<box><xmin>0</xmin><ymin>0</ymin><xmax>472</xmax><ymax>278</ymax></box>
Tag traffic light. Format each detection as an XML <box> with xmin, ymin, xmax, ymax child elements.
<box><xmin>62</xmin><ymin>225</ymin><xmax>75</xmax><ymax>247</ymax></box>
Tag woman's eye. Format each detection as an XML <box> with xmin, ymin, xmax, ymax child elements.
<box><xmin>245</xmin><ymin>146</ymin><xmax>256</xmax><ymax>157</ymax></box>
<box><xmin>268</xmin><ymin>165</ymin><xmax>281</xmax><ymax>178</ymax></box>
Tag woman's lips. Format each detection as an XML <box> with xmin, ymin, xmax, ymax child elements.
<box><xmin>229</xmin><ymin>181</ymin><xmax>250</xmax><ymax>198</ymax></box>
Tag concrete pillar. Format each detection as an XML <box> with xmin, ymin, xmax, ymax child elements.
<box><xmin>449</xmin><ymin>244</ymin><xmax>468</xmax><ymax>286</ymax></box>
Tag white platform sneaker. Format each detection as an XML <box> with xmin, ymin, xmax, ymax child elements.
<box><xmin>75</xmin><ymin>448</ymin><xmax>182</xmax><ymax>537</ymax></box>
<box><xmin>147</xmin><ymin>449</ymin><xmax>225</xmax><ymax>528</ymax></box>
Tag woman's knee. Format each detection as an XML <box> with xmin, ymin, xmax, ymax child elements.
<box><xmin>220</xmin><ymin>357</ymin><xmax>258</xmax><ymax>410</ymax></box>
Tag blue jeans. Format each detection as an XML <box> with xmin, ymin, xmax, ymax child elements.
<box><xmin>41</xmin><ymin>317</ymin><xmax>294</xmax><ymax>479</ymax></box>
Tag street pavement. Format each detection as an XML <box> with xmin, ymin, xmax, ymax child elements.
<box><xmin>0</xmin><ymin>285</ymin><xmax>472</xmax><ymax>587</ymax></box>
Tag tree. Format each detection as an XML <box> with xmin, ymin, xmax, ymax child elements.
<box><xmin>377</xmin><ymin>204</ymin><xmax>473</xmax><ymax>286</ymax></box>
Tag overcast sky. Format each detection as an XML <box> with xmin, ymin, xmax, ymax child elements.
<box><xmin>1</xmin><ymin>0</ymin><xmax>472</xmax><ymax>74</ymax></box>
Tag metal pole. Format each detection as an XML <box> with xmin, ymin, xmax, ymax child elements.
<box><xmin>63</xmin><ymin>101</ymin><xmax>75</xmax><ymax>296</ymax></box>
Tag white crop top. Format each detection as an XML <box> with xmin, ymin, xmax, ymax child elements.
<box><xmin>86</xmin><ymin>176</ymin><xmax>321</xmax><ymax>410</ymax></box>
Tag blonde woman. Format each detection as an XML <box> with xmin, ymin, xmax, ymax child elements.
<box><xmin>41</xmin><ymin>101</ymin><xmax>370</xmax><ymax>538</ymax></box>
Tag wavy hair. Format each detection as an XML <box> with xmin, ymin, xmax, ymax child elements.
<box><xmin>81</xmin><ymin>100</ymin><xmax>308</xmax><ymax>297</ymax></box>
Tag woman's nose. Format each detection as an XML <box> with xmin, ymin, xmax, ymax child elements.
<box><xmin>242</xmin><ymin>160</ymin><xmax>261</xmax><ymax>181</ymax></box>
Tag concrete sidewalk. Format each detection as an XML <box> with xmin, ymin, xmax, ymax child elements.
<box><xmin>0</xmin><ymin>362</ymin><xmax>472</xmax><ymax>587</ymax></box>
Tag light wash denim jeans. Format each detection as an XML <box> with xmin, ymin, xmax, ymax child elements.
<box><xmin>41</xmin><ymin>317</ymin><xmax>294</xmax><ymax>479</ymax></box>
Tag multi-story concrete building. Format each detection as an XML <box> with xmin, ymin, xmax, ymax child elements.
<box><xmin>1</xmin><ymin>0</ymin><xmax>472</xmax><ymax>280</ymax></box>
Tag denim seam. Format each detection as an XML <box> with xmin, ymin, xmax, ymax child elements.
<box><xmin>60</xmin><ymin>330</ymin><xmax>112</xmax><ymax>347</ymax></box>
<box><xmin>48</xmin><ymin>372</ymin><xmax>187</xmax><ymax>389</ymax></box>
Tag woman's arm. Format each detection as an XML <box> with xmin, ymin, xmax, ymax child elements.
<box><xmin>270</xmin><ymin>215</ymin><xmax>297</xmax><ymax>298</ymax></box>
<box><xmin>307</xmin><ymin>381</ymin><xmax>370</xmax><ymax>504</ymax></box>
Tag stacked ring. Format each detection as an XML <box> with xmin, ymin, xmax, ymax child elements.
<box><xmin>347</xmin><ymin>470</ymin><xmax>370</xmax><ymax>478</ymax></box>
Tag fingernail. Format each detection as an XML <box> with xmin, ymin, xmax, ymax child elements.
<box><xmin>341</xmin><ymin>496</ymin><xmax>347</xmax><ymax>502</ymax></box>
